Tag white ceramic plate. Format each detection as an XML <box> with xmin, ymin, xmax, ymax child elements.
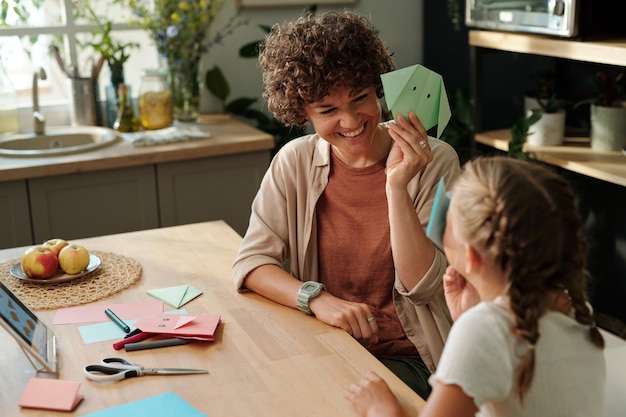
<box><xmin>10</xmin><ymin>254</ymin><xmax>101</xmax><ymax>284</ymax></box>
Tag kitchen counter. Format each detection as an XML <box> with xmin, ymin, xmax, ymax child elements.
<box><xmin>0</xmin><ymin>116</ymin><xmax>275</xmax><ymax>247</ymax></box>
<box><xmin>0</xmin><ymin>116</ymin><xmax>275</xmax><ymax>182</ymax></box>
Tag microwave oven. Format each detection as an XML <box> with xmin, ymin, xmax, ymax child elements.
<box><xmin>465</xmin><ymin>0</ymin><xmax>626</xmax><ymax>39</ymax></box>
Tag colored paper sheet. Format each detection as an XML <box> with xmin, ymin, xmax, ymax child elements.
<box><xmin>78</xmin><ymin>310</ymin><xmax>188</xmax><ymax>344</ymax></box>
<box><xmin>54</xmin><ymin>301</ymin><xmax>163</xmax><ymax>325</ymax></box>
<box><xmin>82</xmin><ymin>391</ymin><xmax>206</xmax><ymax>417</ymax></box>
<box><xmin>147</xmin><ymin>284</ymin><xmax>203</xmax><ymax>308</ymax></box>
<box><xmin>381</xmin><ymin>64</ymin><xmax>451</xmax><ymax>138</ymax></box>
<box><xmin>133</xmin><ymin>313</ymin><xmax>221</xmax><ymax>341</ymax></box>
<box><xmin>19</xmin><ymin>378</ymin><xmax>83</xmax><ymax>412</ymax></box>
<box><xmin>425</xmin><ymin>177</ymin><xmax>451</xmax><ymax>250</ymax></box>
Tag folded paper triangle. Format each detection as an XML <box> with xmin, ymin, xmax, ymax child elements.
<box><xmin>426</xmin><ymin>177</ymin><xmax>451</xmax><ymax>250</ymax></box>
<box><xmin>147</xmin><ymin>284</ymin><xmax>202</xmax><ymax>308</ymax></box>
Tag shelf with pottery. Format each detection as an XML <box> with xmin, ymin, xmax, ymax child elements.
<box><xmin>469</xmin><ymin>30</ymin><xmax>626</xmax><ymax>187</ymax></box>
<box><xmin>475</xmin><ymin>129</ymin><xmax>626</xmax><ymax>187</ymax></box>
<box><xmin>0</xmin><ymin>116</ymin><xmax>274</xmax><ymax>249</ymax></box>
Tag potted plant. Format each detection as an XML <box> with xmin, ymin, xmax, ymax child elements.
<box><xmin>526</xmin><ymin>93</ymin><xmax>568</xmax><ymax>146</ymax></box>
<box><xmin>575</xmin><ymin>70</ymin><xmax>626</xmax><ymax>151</ymax></box>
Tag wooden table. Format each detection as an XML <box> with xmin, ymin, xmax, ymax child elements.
<box><xmin>0</xmin><ymin>221</ymin><xmax>424</xmax><ymax>417</ymax></box>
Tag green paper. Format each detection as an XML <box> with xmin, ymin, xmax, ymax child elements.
<box><xmin>146</xmin><ymin>284</ymin><xmax>203</xmax><ymax>308</ymax></box>
<box><xmin>381</xmin><ymin>64</ymin><xmax>451</xmax><ymax>138</ymax></box>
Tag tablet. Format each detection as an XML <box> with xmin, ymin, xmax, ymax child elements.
<box><xmin>0</xmin><ymin>280</ymin><xmax>57</xmax><ymax>374</ymax></box>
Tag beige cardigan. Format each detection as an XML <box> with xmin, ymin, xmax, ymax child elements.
<box><xmin>233</xmin><ymin>127</ymin><xmax>461</xmax><ymax>372</ymax></box>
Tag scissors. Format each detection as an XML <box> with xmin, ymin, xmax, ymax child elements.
<box><xmin>84</xmin><ymin>357</ymin><xmax>208</xmax><ymax>383</ymax></box>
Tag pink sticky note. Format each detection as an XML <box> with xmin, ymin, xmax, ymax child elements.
<box><xmin>19</xmin><ymin>378</ymin><xmax>83</xmax><ymax>411</ymax></box>
<box><xmin>54</xmin><ymin>301</ymin><xmax>163</xmax><ymax>325</ymax></box>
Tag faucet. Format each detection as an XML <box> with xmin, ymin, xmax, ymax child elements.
<box><xmin>33</xmin><ymin>67</ymin><xmax>47</xmax><ymax>135</ymax></box>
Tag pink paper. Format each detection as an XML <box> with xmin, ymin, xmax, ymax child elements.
<box><xmin>54</xmin><ymin>301</ymin><xmax>163</xmax><ymax>325</ymax></box>
<box><xmin>19</xmin><ymin>378</ymin><xmax>83</xmax><ymax>411</ymax></box>
<box><xmin>133</xmin><ymin>313</ymin><xmax>221</xmax><ymax>340</ymax></box>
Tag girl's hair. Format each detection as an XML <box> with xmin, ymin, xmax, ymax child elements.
<box><xmin>449</xmin><ymin>156</ymin><xmax>604</xmax><ymax>400</ymax></box>
<box><xmin>258</xmin><ymin>10</ymin><xmax>395</xmax><ymax>127</ymax></box>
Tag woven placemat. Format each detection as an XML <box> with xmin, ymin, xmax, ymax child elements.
<box><xmin>0</xmin><ymin>251</ymin><xmax>142</xmax><ymax>310</ymax></box>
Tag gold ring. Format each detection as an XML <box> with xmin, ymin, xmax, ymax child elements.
<box><xmin>419</xmin><ymin>140</ymin><xmax>427</xmax><ymax>149</ymax></box>
<box><xmin>366</xmin><ymin>316</ymin><xmax>376</xmax><ymax>323</ymax></box>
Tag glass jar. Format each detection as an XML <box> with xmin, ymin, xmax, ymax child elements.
<box><xmin>138</xmin><ymin>69</ymin><xmax>173</xmax><ymax>130</ymax></box>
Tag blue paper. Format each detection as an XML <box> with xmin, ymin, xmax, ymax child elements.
<box><xmin>426</xmin><ymin>177</ymin><xmax>451</xmax><ymax>249</ymax></box>
<box><xmin>82</xmin><ymin>391</ymin><xmax>206</xmax><ymax>417</ymax></box>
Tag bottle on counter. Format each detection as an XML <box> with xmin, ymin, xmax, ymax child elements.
<box><xmin>0</xmin><ymin>60</ymin><xmax>20</xmax><ymax>134</ymax></box>
<box><xmin>138</xmin><ymin>69</ymin><xmax>173</xmax><ymax>130</ymax></box>
<box><xmin>113</xmin><ymin>83</ymin><xmax>140</xmax><ymax>133</ymax></box>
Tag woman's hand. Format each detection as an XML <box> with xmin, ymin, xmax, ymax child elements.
<box><xmin>344</xmin><ymin>372</ymin><xmax>406</xmax><ymax>417</ymax></box>
<box><xmin>386</xmin><ymin>112</ymin><xmax>433</xmax><ymax>192</ymax></box>
<box><xmin>309</xmin><ymin>293</ymin><xmax>379</xmax><ymax>346</ymax></box>
<box><xmin>443</xmin><ymin>266</ymin><xmax>481</xmax><ymax>321</ymax></box>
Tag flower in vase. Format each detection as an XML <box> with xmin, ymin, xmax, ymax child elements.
<box><xmin>119</xmin><ymin>0</ymin><xmax>245</xmax><ymax>120</ymax></box>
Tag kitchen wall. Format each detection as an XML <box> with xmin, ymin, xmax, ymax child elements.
<box><xmin>199</xmin><ymin>0</ymin><xmax>424</xmax><ymax>113</ymax></box>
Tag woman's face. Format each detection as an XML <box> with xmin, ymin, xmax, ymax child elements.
<box><xmin>303</xmin><ymin>86</ymin><xmax>382</xmax><ymax>164</ymax></box>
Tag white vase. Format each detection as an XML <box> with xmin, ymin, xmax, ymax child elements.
<box><xmin>590</xmin><ymin>103</ymin><xmax>626</xmax><ymax>151</ymax></box>
<box><xmin>526</xmin><ymin>109</ymin><xmax>566</xmax><ymax>146</ymax></box>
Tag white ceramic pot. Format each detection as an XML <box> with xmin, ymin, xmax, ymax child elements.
<box><xmin>590</xmin><ymin>103</ymin><xmax>626</xmax><ymax>151</ymax></box>
<box><xmin>526</xmin><ymin>109</ymin><xmax>566</xmax><ymax>146</ymax></box>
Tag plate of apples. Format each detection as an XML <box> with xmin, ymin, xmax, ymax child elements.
<box><xmin>10</xmin><ymin>238</ymin><xmax>101</xmax><ymax>284</ymax></box>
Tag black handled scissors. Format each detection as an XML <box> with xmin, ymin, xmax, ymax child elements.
<box><xmin>84</xmin><ymin>357</ymin><xmax>208</xmax><ymax>383</ymax></box>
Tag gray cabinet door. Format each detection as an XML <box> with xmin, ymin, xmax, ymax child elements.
<box><xmin>0</xmin><ymin>180</ymin><xmax>32</xmax><ymax>249</ymax></box>
<box><xmin>29</xmin><ymin>165</ymin><xmax>159</xmax><ymax>242</ymax></box>
<box><xmin>157</xmin><ymin>151</ymin><xmax>270</xmax><ymax>236</ymax></box>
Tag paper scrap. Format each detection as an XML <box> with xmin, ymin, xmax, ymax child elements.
<box><xmin>19</xmin><ymin>378</ymin><xmax>83</xmax><ymax>411</ymax></box>
<box><xmin>54</xmin><ymin>301</ymin><xmax>163</xmax><ymax>325</ymax></box>
<box><xmin>147</xmin><ymin>284</ymin><xmax>202</xmax><ymax>308</ymax></box>
<box><xmin>425</xmin><ymin>177</ymin><xmax>451</xmax><ymax>249</ymax></box>
<box><xmin>82</xmin><ymin>391</ymin><xmax>206</xmax><ymax>417</ymax></box>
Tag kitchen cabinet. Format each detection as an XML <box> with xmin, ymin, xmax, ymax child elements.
<box><xmin>469</xmin><ymin>30</ymin><xmax>626</xmax><ymax>187</ymax></box>
<box><xmin>28</xmin><ymin>165</ymin><xmax>159</xmax><ymax>243</ymax></box>
<box><xmin>157</xmin><ymin>151</ymin><xmax>270</xmax><ymax>236</ymax></box>
<box><xmin>0</xmin><ymin>180</ymin><xmax>32</xmax><ymax>248</ymax></box>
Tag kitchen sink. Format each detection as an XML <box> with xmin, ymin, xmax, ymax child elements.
<box><xmin>0</xmin><ymin>126</ymin><xmax>120</xmax><ymax>157</ymax></box>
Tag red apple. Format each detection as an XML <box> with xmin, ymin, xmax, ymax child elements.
<box><xmin>42</xmin><ymin>238</ymin><xmax>69</xmax><ymax>257</ymax></box>
<box><xmin>58</xmin><ymin>244</ymin><xmax>90</xmax><ymax>275</ymax></box>
<box><xmin>21</xmin><ymin>246</ymin><xmax>59</xmax><ymax>279</ymax></box>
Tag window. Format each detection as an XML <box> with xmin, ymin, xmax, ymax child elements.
<box><xmin>0</xmin><ymin>0</ymin><xmax>158</xmax><ymax>113</ymax></box>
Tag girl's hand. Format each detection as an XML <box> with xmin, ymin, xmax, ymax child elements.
<box><xmin>344</xmin><ymin>372</ymin><xmax>405</xmax><ymax>417</ymax></box>
<box><xmin>386</xmin><ymin>112</ymin><xmax>433</xmax><ymax>192</ymax></box>
<box><xmin>309</xmin><ymin>293</ymin><xmax>379</xmax><ymax>346</ymax></box>
<box><xmin>443</xmin><ymin>266</ymin><xmax>481</xmax><ymax>321</ymax></box>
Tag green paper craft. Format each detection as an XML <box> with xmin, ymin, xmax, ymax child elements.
<box><xmin>146</xmin><ymin>285</ymin><xmax>203</xmax><ymax>309</ymax></box>
<box><xmin>381</xmin><ymin>64</ymin><xmax>451</xmax><ymax>138</ymax></box>
<box><xmin>425</xmin><ymin>177</ymin><xmax>451</xmax><ymax>250</ymax></box>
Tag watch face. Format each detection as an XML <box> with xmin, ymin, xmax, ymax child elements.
<box><xmin>301</xmin><ymin>282</ymin><xmax>320</xmax><ymax>293</ymax></box>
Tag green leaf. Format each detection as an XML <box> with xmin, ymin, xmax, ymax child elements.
<box><xmin>226</xmin><ymin>97</ymin><xmax>257</xmax><ymax>114</ymax></box>
<box><xmin>205</xmin><ymin>66</ymin><xmax>230</xmax><ymax>102</ymax></box>
<box><xmin>239</xmin><ymin>41</ymin><xmax>261</xmax><ymax>58</ymax></box>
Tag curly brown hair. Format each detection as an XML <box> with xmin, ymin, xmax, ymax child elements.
<box><xmin>449</xmin><ymin>156</ymin><xmax>604</xmax><ymax>400</ymax></box>
<box><xmin>258</xmin><ymin>11</ymin><xmax>395</xmax><ymax>127</ymax></box>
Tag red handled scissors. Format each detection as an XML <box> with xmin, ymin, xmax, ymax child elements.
<box><xmin>84</xmin><ymin>357</ymin><xmax>208</xmax><ymax>383</ymax></box>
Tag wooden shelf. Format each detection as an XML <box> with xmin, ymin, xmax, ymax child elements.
<box><xmin>475</xmin><ymin>130</ymin><xmax>626</xmax><ymax>187</ymax></box>
<box><xmin>469</xmin><ymin>30</ymin><xmax>626</xmax><ymax>66</ymax></box>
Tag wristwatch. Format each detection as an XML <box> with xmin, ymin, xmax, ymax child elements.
<box><xmin>296</xmin><ymin>281</ymin><xmax>326</xmax><ymax>315</ymax></box>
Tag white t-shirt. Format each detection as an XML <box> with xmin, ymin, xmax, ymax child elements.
<box><xmin>430</xmin><ymin>297</ymin><xmax>606</xmax><ymax>417</ymax></box>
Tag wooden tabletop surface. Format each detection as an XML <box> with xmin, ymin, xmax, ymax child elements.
<box><xmin>0</xmin><ymin>221</ymin><xmax>424</xmax><ymax>417</ymax></box>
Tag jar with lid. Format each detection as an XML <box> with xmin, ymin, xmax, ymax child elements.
<box><xmin>138</xmin><ymin>69</ymin><xmax>173</xmax><ymax>130</ymax></box>
<box><xmin>0</xmin><ymin>60</ymin><xmax>20</xmax><ymax>134</ymax></box>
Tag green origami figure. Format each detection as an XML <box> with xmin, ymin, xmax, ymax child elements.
<box><xmin>381</xmin><ymin>64</ymin><xmax>451</xmax><ymax>138</ymax></box>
